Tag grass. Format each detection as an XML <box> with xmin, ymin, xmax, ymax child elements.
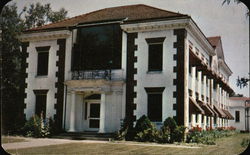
<box><xmin>6</xmin><ymin>133</ymin><xmax>250</xmax><ymax>155</ymax></box>
<box><xmin>2</xmin><ymin>136</ymin><xmax>26</xmax><ymax>144</ymax></box>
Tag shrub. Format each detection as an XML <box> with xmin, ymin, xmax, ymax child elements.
<box><xmin>21</xmin><ymin>114</ymin><xmax>53</xmax><ymax>138</ymax></box>
<box><xmin>134</xmin><ymin>115</ymin><xmax>153</xmax><ymax>134</ymax></box>
<box><xmin>134</xmin><ymin>115</ymin><xmax>159</xmax><ymax>142</ymax></box>
<box><xmin>115</xmin><ymin>117</ymin><xmax>131</xmax><ymax>140</ymax></box>
<box><xmin>135</xmin><ymin>124</ymin><xmax>159</xmax><ymax>142</ymax></box>
<box><xmin>172</xmin><ymin>125</ymin><xmax>186</xmax><ymax>142</ymax></box>
<box><xmin>162</xmin><ymin>117</ymin><xmax>186</xmax><ymax>143</ymax></box>
<box><xmin>157</xmin><ymin>128</ymin><xmax>171</xmax><ymax>143</ymax></box>
<box><xmin>163</xmin><ymin>117</ymin><xmax>177</xmax><ymax>133</ymax></box>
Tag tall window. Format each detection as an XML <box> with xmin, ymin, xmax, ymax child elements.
<box><xmin>36</xmin><ymin>46</ymin><xmax>50</xmax><ymax>76</ymax></box>
<box><xmin>146</xmin><ymin>37</ymin><xmax>165</xmax><ymax>72</ymax></box>
<box><xmin>235</xmin><ymin>111</ymin><xmax>240</xmax><ymax>122</ymax></box>
<box><xmin>145</xmin><ymin>87</ymin><xmax>165</xmax><ymax>122</ymax></box>
<box><xmin>72</xmin><ymin>24</ymin><xmax>122</xmax><ymax>70</ymax></box>
<box><xmin>33</xmin><ymin>90</ymin><xmax>48</xmax><ymax>117</ymax></box>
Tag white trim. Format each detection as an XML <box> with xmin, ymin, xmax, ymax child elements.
<box><xmin>121</xmin><ymin>18</ymin><xmax>215</xmax><ymax>56</ymax></box>
<box><xmin>19</xmin><ymin>30</ymin><xmax>71</xmax><ymax>42</ymax></box>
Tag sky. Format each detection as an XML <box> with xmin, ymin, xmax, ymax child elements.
<box><xmin>8</xmin><ymin>0</ymin><xmax>249</xmax><ymax>96</ymax></box>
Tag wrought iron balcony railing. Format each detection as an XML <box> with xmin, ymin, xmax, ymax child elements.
<box><xmin>72</xmin><ymin>69</ymin><xmax>124</xmax><ymax>81</ymax></box>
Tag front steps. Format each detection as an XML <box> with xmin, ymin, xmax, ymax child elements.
<box><xmin>52</xmin><ymin>131</ymin><xmax>115</xmax><ymax>141</ymax></box>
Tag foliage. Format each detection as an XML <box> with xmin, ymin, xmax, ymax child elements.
<box><xmin>1</xmin><ymin>3</ymin><xmax>67</xmax><ymax>134</ymax></box>
<box><xmin>135</xmin><ymin>124</ymin><xmax>159</xmax><ymax>142</ymax></box>
<box><xmin>171</xmin><ymin>125</ymin><xmax>186</xmax><ymax>143</ymax></box>
<box><xmin>133</xmin><ymin>115</ymin><xmax>158</xmax><ymax>142</ymax></box>
<box><xmin>134</xmin><ymin>115</ymin><xmax>153</xmax><ymax>134</ymax></box>
<box><xmin>1</xmin><ymin>3</ymin><xmax>26</xmax><ymax>134</ymax></box>
<box><xmin>241</xmin><ymin>138</ymin><xmax>250</xmax><ymax>147</ymax></box>
<box><xmin>115</xmin><ymin>117</ymin><xmax>130</xmax><ymax>140</ymax></box>
<box><xmin>187</xmin><ymin>126</ymin><xmax>236</xmax><ymax>145</ymax></box>
<box><xmin>21</xmin><ymin>114</ymin><xmax>55</xmax><ymax>137</ymax></box>
<box><xmin>163</xmin><ymin>117</ymin><xmax>177</xmax><ymax>133</ymax></box>
<box><xmin>22</xmin><ymin>2</ymin><xmax>68</xmax><ymax>29</ymax></box>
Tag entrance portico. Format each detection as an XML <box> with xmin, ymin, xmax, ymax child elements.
<box><xmin>64</xmin><ymin>79</ymin><xmax>125</xmax><ymax>133</ymax></box>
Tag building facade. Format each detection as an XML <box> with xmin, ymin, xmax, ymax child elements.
<box><xmin>229</xmin><ymin>97</ymin><xmax>250</xmax><ymax>131</ymax></box>
<box><xmin>20</xmin><ymin>4</ymin><xmax>234</xmax><ymax>133</ymax></box>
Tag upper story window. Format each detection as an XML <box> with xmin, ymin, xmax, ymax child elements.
<box><xmin>72</xmin><ymin>24</ymin><xmax>122</xmax><ymax>71</ymax></box>
<box><xmin>145</xmin><ymin>37</ymin><xmax>165</xmax><ymax>72</ymax></box>
<box><xmin>36</xmin><ymin>46</ymin><xmax>50</xmax><ymax>76</ymax></box>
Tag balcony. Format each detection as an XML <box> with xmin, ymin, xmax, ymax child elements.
<box><xmin>71</xmin><ymin>69</ymin><xmax>124</xmax><ymax>81</ymax></box>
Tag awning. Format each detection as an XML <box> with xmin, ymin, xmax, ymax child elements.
<box><xmin>189</xmin><ymin>97</ymin><xmax>205</xmax><ymax>114</ymax></box>
<box><xmin>222</xmin><ymin>109</ymin><xmax>234</xmax><ymax>120</ymax></box>
<box><xmin>207</xmin><ymin>104</ymin><xmax>219</xmax><ymax>117</ymax></box>
<box><xmin>213</xmin><ymin>104</ymin><xmax>227</xmax><ymax>118</ymax></box>
<box><xmin>197</xmin><ymin>100</ymin><xmax>214</xmax><ymax>116</ymax></box>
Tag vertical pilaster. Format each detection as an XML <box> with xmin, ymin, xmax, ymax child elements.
<box><xmin>210</xmin><ymin>79</ymin><xmax>214</xmax><ymax>108</ymax></box>
<box><xmin>191</xmin><ymin>67</ymin><xmax>196</xmax><ymax>98</ymax></box>
<box><xmin>198</xmin><ymin>114</ymin><xmax>202</xmax><ymax>127</ymax></box>
<box><xmin>203</xmin><ymin>75</ymin><xmax>207</xmax><ymax>101</ymax></box>
<box><xmin>191</xmin><ymin>114</ymin><xmax>196</xmax><ymax>127</ymax></box>
<box><xmin>198</xmin><ymin>71</ymin><xmax>202</xmax><ymax>100</ymax></box>
<box><xmin>203</xmin><ymin>115</ymin><xmax>207</xmax><ymax>130</ymax></box>
<box><xmin>99</xmin><ymin>93</ymin><xmax>106</xmax><ymax>133</ymax></box>
<box><xmin>69</xmin><ymin>91</ymin><xmax>76</xmax><ymax>132</ymax></box>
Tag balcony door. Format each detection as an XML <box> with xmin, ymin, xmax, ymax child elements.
<box><xmin>87</xmin><ymin>102</ymin><xmax>100</xmax><ymax>131</ymax></box>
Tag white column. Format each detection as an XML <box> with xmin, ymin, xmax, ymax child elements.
<box><xmin>210</xmin><ymin>79</ymin><xmax>214</xmax><ymax>108</ymax></box>
<box><xmin>203</xmin><ymin>115</ymin><xmax>207</xmax><ymax>130</ymax></box>
<box><xmin>203</xmin><ymin>75</ymin><xmax>207</xmax><ymax>101</ymax></box>
<box><xmin>219</xmin><ymin>87</ymin><xmax>222</xmax><ymax>108</ymax></box>
<box><xmin>69</xmin><ymin>91</ymin><xmax>76</xmax><ymax>132</ymax></box>
<box><xmin>207</xmin><ymin>116</ymin><xmax>211</xmax><ymax>128</ymax></box>
<box><xmin>184</xmin><ymin>40</ymin><xmax>189</xmax><ymax>131</ymax></box>
<box><xmin>211</xmin><ymin>117</ymin><xmax>214</xmax><ymax>129</ymax></box>
<box><xmin>191</xmin><ymin>67</ymin><xmax>196</xmax><ymax>98</ymax></box>
<box><xmin>99</xmin><ymin>93</ymin><xmax>106</xmax><ymax>133</ymax></box>
<box><xmin>198</xmin><ymin>71</ymin><xmax>202</xmax><ymax>100</ymax></box>
<box><xmin>191</xmin><ymin>114</ymin><xmax>196</xmax><ymax>127</ymax></box>
<box><xmin>197</xmin><ymin>114</ymin><xmax>202</xmax><ymax>128</ymax></box>
<box><xmin>216</xmin><ymin>84</ymin><xmax>220</xmax><ymax>105</ymax></box>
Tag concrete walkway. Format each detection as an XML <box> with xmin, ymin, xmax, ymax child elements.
<box><xmin>2</xmin><ymin>136</ymin><xmax>200</xmax><ymax>150</ymax></box>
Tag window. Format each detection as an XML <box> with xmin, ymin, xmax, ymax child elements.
<box><xmin>235</xmin><ymin>111</ymin><xmax>240</xmax><ymax>122</ymax></box>
<box><xmin>33</xmin><ymin>90</ymin><xmax>48</xmax><ymax>117</ymax></box>
<box><xmin>145</xmin><ymin>87</ymin><xmax>165</xmax><ymax>122</ymax></box>
<box><xmin>72</xmin><ymin>24</ymin><xmax>122</xmax><ymax>70</ymax></box>
<box><xmin>36</xmin><ymin>46</ymin><xmax>50</xmax><ymax>76</ymax></box>
<box><xmin>146</xmin><ymin>37</ymin><xmax>165</xmax><ymax>72</ymax></box>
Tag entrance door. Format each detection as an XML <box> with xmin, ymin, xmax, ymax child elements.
<box><xmin>87</xmin><ymin>103</ymin><xmax>100</xmax><ymax>131</ymax></box>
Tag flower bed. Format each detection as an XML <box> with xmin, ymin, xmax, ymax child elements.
<box><xmin>116</xmin><ymin>116</ymin><xmax>236</xmax><ymax>145</ymax></box>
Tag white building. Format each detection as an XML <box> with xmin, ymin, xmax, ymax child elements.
<box><xmin>229</xmin><ymin>97</ymin><xmax>250</xmax><ymax>131</ymax></box>
<box><xmin>19</xmin><ymin>4</ymin><xmax>234</xmax><ymax>133</ymax></box>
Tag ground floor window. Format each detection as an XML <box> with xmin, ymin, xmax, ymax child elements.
<box><xmin>235</xmin><ymin>111</ymin><xmax>240</xmax><ymax>122</ymax></box>
<box><xmin>33</xmin><ymin>90</ymin><xmax>48</xmax><ymax>117</ymax></box>
<box><xmin>145</xmin><ymin>87</ymin><xmax>165</xmax><ymax>122</ymax></box>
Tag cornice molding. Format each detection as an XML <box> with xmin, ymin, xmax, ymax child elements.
<box><xmin>19</xmin><ymin>30</ymin><xmax>71</xmax><ymax>42</ymax></box>
<box><xmin>121</xmin><ymin>18</ymin><xmax>216</xmax><ymax>56</ymax></box>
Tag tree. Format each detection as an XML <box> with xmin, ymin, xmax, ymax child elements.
<box><xmin>0</xmin><ymin>2</ymin><xmax>68</xmax><ymax>134</ymax></box>
<box><xmin>23</xmin><ymin>3</ymin><xmax>68</xmax><ymax>29</ymax></box>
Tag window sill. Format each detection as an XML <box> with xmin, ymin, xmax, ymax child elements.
<box><xmin>152</xmin><ymin>122</ymin><xmax>163</xmax><ymax>125</ymax></box>
<box><xmin>147</xmin><ymin>71</ymin><xmax>162</xmax><ymax>74</ymax></box>
<box><xmin>35</xmin><ymin>75</ymin><xmax>48</xmax><ymax>78</ymax></box>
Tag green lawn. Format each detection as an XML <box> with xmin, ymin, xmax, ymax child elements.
<box><xmin>6</xmin><ymin>133</ymin><xmax>250</xmax><ymax>155</ymax></box>
<box><xmin>2</xmin><ymin>136</ymin><xmax>26</xmax><ymax>144</ymax></box>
